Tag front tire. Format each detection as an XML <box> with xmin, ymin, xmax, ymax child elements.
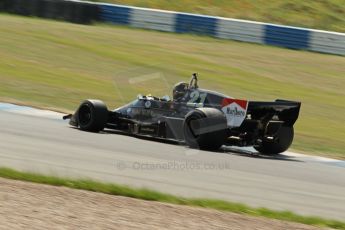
<box><xmin>254</xmin><ymin>126</ymin><xmax>294</xmax><ymax>155</ymax></box>
<box><xmin>183</xmin><ymin>108</ymin><xmax>227</xmax><ymax>151</ymax></box>
<box><xmin>77</xmin><ymin>99</ymin><xmax>108</xmax><ymax>132</ymax></box>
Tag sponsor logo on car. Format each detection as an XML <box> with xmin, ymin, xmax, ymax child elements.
<box><xmin>225</xmin><ymin>106</ymin><xmax>246</xmax><ymax>117</ymax></box>
<box><xmin>221</xmin><ymin>98</ymin><xmax>248</xmax><ymax>127</ymax></box>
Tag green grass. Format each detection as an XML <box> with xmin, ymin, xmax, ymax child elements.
<box><xmin>1</xmin><ymin>167</ymin><xmax>344</xmax><ymax>229</ymax></box>
<box><xmin>88</xmin><ymin>0</ymin><xmax>345</xmax><ymax>32</ymax></box>
<box><xmin>0</xmin><ymin>14</ymin><xmax>345</xmax><ymax>158</ymax></box>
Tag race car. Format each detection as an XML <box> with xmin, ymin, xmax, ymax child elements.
<box><xmin>63</xmin><ymin>73</ymin><xmax>301</xmax><ymax>155</ymax></box>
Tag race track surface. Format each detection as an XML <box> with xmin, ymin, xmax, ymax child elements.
<box><xmin>0</xmin><ymin>109</ymin><xmax>344</xmax><ymax>221</ymax></box>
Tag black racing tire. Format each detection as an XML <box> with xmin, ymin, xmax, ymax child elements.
<box><xmin>183</xmin><ymin>108</ymin><xmax>227</xmax><ymax>151</ymax></box>
<box><xmin>77</xmin><ymin>99</ymin><xmax>108</xmax><ymax>132</ymax></box>
<box><xmin>254</xmin><ymin>126</ymin><xmax>294</xmax><ymax>155</ymax></box>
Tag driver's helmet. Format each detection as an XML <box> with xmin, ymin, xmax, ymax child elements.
<box><xmin>173</xmin><ymin>82</ymin><xmax>188</xmax><ymax>101</ymax></box>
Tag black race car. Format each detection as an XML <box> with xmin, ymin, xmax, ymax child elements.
<box><xmin>64</xmin><ymin>73</ymin><xmax>301</xmax><ymax>155</ymax></box>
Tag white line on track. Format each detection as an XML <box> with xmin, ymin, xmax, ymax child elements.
<box><xmin>0</xmin><ymin>102</ymin><xmax>64</xmax><ymax>120</ymax></box>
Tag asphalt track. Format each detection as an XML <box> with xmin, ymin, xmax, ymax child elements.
<box><xmin>0</xmin><ymin>108</ymin><xmax>344</xmax><ymax>221</ymax></box>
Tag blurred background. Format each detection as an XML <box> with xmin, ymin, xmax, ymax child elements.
<box><xmin>90</xmin><ymin>0</ymin><xmax>345</xmax><ymax>32</ymax></box>
<box><xmin>0</xmin><ymin>0</ymin><xmax>344</xmax><ymax>158</ymax></box>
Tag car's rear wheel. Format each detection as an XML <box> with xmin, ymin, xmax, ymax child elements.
<box><xmin>254</xmin><ymin>126</ymin><xmax>294</xmax><ymax>155</ymax></box>
<box><xmin>183</xmin><ymin>108</ymin><xmax>227</xmax><ymax>151</ymax></box>
<box><xmin>78</xmin><ymin>99</ymin><xmax>108</xmax><ymax>132</ymax></box>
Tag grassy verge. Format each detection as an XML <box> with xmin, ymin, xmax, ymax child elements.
<box><xmin>0</xmin><ymin>14</ymin><xmax>344</xmax><ymax>158</ymax></box>
<box><xmin>88</xmin><ymin>0</ymin><xmax>345</xmax><ymax>32</ymax></box>
<box><xmin>0</xmin><ymin>167</ymin><xmax>344</xmax><ymax>229</ymax></box>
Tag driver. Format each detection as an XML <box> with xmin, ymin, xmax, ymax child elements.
<box><xmin>172</xmin><ymin>82</ymin><xmax>189</xmax><ymax>101</ymax></box>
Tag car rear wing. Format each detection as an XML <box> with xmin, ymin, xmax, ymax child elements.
<box><xmin>247</xmin><ymin>99</ymin><xmax>301</xmax><ymax>126</ymax></box>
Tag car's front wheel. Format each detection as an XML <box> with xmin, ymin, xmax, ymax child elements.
<box><xmin>77</xmin><ymin>99</ymin><xmax>108</xmax><ymax>132</ymax></box>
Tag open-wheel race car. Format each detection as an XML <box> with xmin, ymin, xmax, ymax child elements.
<box><xmin>64</xmin><ymin>73</ymin><xmax>301</xmax><ymax>155</ymax></box>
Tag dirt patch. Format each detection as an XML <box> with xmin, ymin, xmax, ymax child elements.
<box><xmin>0</xmin><ymin>178</ymin><xmax>321</xmax><ymax>230</ymax></box>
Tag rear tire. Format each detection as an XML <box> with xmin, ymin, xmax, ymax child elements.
<box><xmin>254</xmin><ymin>126</ymin><xmax>294</xmax><ymax>155</ymax></box>
<box><xmin>77</xmin><ymin>99</ymin><xmax>108</xmax><ymax>132</ymax></box>
<box><xmin>183</xmin><ymin>108</ymin><xmax>227</xmax><ymax>151</ymax></box>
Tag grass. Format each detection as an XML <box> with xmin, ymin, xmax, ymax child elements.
<box><xmin>0</xmin><ymin>14</ymin><xmax>345</xmax><ymax>158</ymax></box>
<box><xmin>87</xmin><ymin>0</ymin><xmax>345</xmax><ymax>32</ymax></box>
<box><xmin>1</xmin><ymin>167</ymin><xmax>344</xmax><ymax>229</ymax></box>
